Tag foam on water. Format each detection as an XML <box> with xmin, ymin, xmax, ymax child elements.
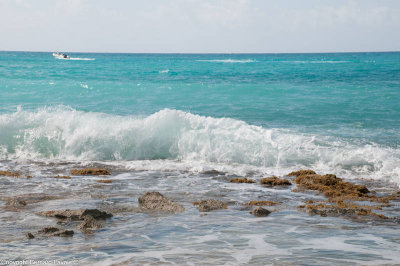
<box><xmin>196</xmin><ymin>59</ymin><xmax>257</xmax><ymax>63</ymax></box>
<box><xmin>0</xmin><ymin>106</ymin><xmax>399</xmax><ymax>184</ymax></box>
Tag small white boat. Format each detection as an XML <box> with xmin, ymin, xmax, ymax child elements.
<box><xmin>53</xmin><ymin>52</ymin><xmax>70</xmax><ymax>59</ymax></box>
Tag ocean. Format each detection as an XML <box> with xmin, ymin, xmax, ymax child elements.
<box><xmin>0</xmin><ymin>51</ymin><xmax>399</xmax><ymax>264</ymax></box>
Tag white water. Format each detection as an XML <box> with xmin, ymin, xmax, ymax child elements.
<box><xmin>0</xmin><ymin>107</ymin><xmax>399</xmax><ymax>184</ymax></box>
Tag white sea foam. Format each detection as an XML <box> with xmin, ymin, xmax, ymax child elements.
<box><xmin>159</xmin><ymin>69</ymin><xmax>169</xmax><ymax>73</ymax></box>
<box><xmin>197</xmin><ymin>59</ymin><xmax>256</xmax><ymax>63</ymax></box>
<box><xmin>0</xmin><ymin>107</ymin><xmax>399</xmax><ymax>184</ymax></box>
<box><xmin>56</xmin><ymin>57</ymin><xmax>95</xmax><ymax>61</ymax></box>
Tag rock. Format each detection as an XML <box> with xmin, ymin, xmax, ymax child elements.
<box><xmin>97</xmin><ymin>179</ymin><xmax>112</xmax><ymax>183</ymax></box>
<box><xmin>260</xmin><ymin>176</ymin><xmax>291</xmax><ymax>186</ymax></box>
<box><xmin>293</xmin><ymin>173</ymin><xmax>369</xmax><ymax>199</ymax></box>
<box><xmin>26</xmin><ymin>232</ymin><xmax>35</xmax><ymax>239</ymax></box>
<box><xmin>246</xmin><ymin>200</ymin><xmax>278</xmax><ymax>206</ymax></box>
<box><xmin>250</xmin><ymin>207</ymin><xmax>271</xmax><ymax>217</ymax></box>
<box><xmin>196</xmin><ymin>199</ymin><xmax>227</xmax><ymax>212</ymax></box>
<box><xmin>287</xmin><ymin>169</ymin><xmax>316</xmax><ymax>177</ymax></box>
<box><xmin>37</xmin><ymin>209</ymin><xmax>112</xmax><ymax>220</ymax></box>
<box><xmin>138</xmin><ymin>192</ymin><xmax>185</xmax><ymax>213</ymax></box>
<box><xmin>77</xmin><ymin>215</ymin><xmax>103</xmax><ymax>233</ymax></box>
<box><xmin>0</xmin><ymin>171</ymin><xmax>20</xmax><ymax>177</ymax></box>
<box><xmin>54</xmin><ymin>175</ymin><xmax>71</xmax><ymax>179</ymax></box>
<box><xmin>70</xmin><ymin>168</ymin><xmax>110</xmax><ymax>176</ymax></box>
<box><xmin>6</xmin><ymin>198</ymin><xmax>27</xmax><ymax>208</ymax></box>
<box><xmin>202</xmin><ymin>170</ymin><xmax>225</xmax><ymax>175</ymax></box>
<box><xmin>230</xmin><ymin>177</ymin><xmax>255</xmax><ymax>183</ymax></box>
<box><xmin>38</xmin><ymin>227</ymin><xmax>74</xmax><ymax>237</ymax></box>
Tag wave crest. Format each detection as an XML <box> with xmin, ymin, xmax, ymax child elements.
<box><xmin>0</xmin><ymin>107</ymin><xmax>399</xmax><ymax>183</ymax></box>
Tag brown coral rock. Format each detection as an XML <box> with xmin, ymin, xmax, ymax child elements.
<box><xmin>287</xmin><ymin>169</ymin><xmax>316</xmax><ymax>177</ymax></box>
<box><xmin>138</xmin><ymin>192</ymin><xmax>185</xmax><ymax>213</ymax></box>
<box><xmin>196</xmin><ymin>199</ymin><xmax>227</xmax><ymax>212</ymax></box>
<box><xmin>246</xmin><ymin>200</ymin><xmax>278</xmax><ymax>206</ymax></box>
<box><xmin>230</xmin><ymin>177</ymin><xmax>255</xmax><ymax>183</ymax></box>
<box><xmin>250</xmin><ymin>207</ymin><xmax>271</xmax><ymax>217</ymax></box>
<box><xmin>0</xmin><ymin>171</ymin><xmax>20</xmax><ymax>177</ymax></box>
<box><xmin>260</xmin><ymin>176</ymin><xmax>291</xmax><ymax>186</ymax></box>
<box><xmin>70</xmin><ymin>168</ymin><xmax>110</xmax><ymax>176</ymax></box>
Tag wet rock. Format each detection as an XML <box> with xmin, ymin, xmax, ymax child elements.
<box><xmin>250</xmin><ymin>207</ymin><xmax>271</xmax><ymax>217</ymax></box>
<box><xmin>293</xmin><ymin>172</ymin><xmax>369</xmax><ymax>199</ymax></box>
<box><xmin>287</xmin><ymin>169</ymin><xmax>316</xmax><ymax>177</ymax></box>
<box><xmin>202</xmin><ymin>170</ymin><xmax>225</xmax><ymax>175</ymax></box>
<box><xmin>138</xmin><ymin>192</ymin><xmax>185</xmax><ymax>213</ymax></box>
<box><xmin>70</xmin><ymin>168</ymin><xmax>111</xmax><ymax>176</ymax></box>
<box><xmin>97</xmin><ymin>179</ymin><xmax>112</xmax><ymax>183</ymax></box>
<box><xmin>246</xmin><ymin>200</ymin><xmax>278</xmax><ymax>206</ymax></box>
<box><xmin>230</xmin><ymin>177</ymin><xmax>255</xmax><ymax>183</ymax></box>
<box><xmin>25</xmin><ymin>175</ymin><xmax>32</xmax><ymax>179</ymax></box>
<box><xmin>6</xmin><ymin>198</ymin><xmax>27</xmax><ymax>208</ymax></box>
<box><xmin>37</xmin><ymin>209</ymin><xmax>112</xmax><ymax>220</ymax></box>
<box><xmin>38</xmin><ymin>227</ymin><xmax>74</xmax><ymax>237</ymax></box>
<box><xmin>26</xmin><ymin>232</ymin><xmax>35</xmax><ymax>239</ymax></box>
<box><xmin>0</xmin><ymin>171</ymin><xmax>20</xmax><ymax>177</ymax></box>
<box><xmin>77</xmin><ymin>215</ymin><xmax>103</xmax><ymax>233</ymax></box>
<box><xmin>54</xmin><ymin>175</ymin><xmax>71</xmax><ymax>179</ymax></box>
<box><xmin>260</xmin><ymin>176</ymin><xmax>291</xmax><ymax>186</ymax></box>
<box><xmin>196</xmin><ymin>199</ymin><xmax>227</xmax><ymax>212</ymax></box>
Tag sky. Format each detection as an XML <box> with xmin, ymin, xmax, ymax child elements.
<box><xmin>0</xmin><ymin>0</ymin><xmax>400</xmax><ymax>53</ymax></box>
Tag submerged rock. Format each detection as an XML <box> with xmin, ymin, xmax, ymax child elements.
<box><xmin>37</xmin><ymin>209</ymin><xmax>112</xmax><ymax>220</ymax></box>
<box><xmin>260</xmin><ymin>176</ymin><xmax>291</xmax><ymax>186</ymax></box>
<box><xmin>250</xmin><ymin>207</ymin><xmax>271</xmax><ymax>217</ymax></box>
<box><xmin>138</xmin><ymin>192</ymin><xmax>185</xmax><ymax>213</ymax></box>
<box><xmin>38</xmin><ymin>227</ymin><xmax>74</xmax><ymax>237</ymax></box>
<box><xmin>77</xmin><ymin>215</ymin><xmax>103</xmax><ymax>233</ymax></box>
<box><xmin>230</xmin><ymin>177</ymin><xmax>255</xmax><ymax>183</ymax></box>
<box><xmin>70</xmin><ymin>168</ymin><xmax>110</xmax><ymax>176</ymax></box>
<box><xmin>54</xmin><ymin>175</ymin><xmax>71</xmax><ymax>179</ymax></box>
<box><xmin>6</xmin><ymin>197</ymin><xmax>27</xmax><ymax>208</ymax></box>
<box><xmin>202</xmin><ymin>170</ymin><xmax>225</xmax><ymax>175</ymax></box>
<box><xmin>97</xmin><ymin>179</ymin><xmax>112</xmax><ymax>183</ymax></box>
<box><xmin>196</xmin><ymin>199</ymin><xmax>227</xmax><ymax>212</ymax></box>
<box><xmin>0</xmin><ymin>171</ymin><xmax>20</xmax><ymax>177</ymax></box>
<box><xmin>246</xmin><ymin>200</ymin><xmax>278</xmax><ymax>206</ymax></box>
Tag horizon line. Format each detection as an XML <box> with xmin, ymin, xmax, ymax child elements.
<box><xmin>1</xmin><ymin>49</ymin><xmax>399</xmax><ymax>55</ymax></box>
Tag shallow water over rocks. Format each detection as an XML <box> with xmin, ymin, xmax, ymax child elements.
<box><xmin>0</xmin><ymin>160</ymin><xmax>399</xmax><ymax>265</ymax></box>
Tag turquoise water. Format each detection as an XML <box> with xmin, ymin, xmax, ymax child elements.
<box><xmin>1</xmin><ymin>51</ymin><xmax>400</xmax><ymax>182</ymax></box>
<box><xmin>1</xmin><ymin>52</ymin><xmax>400</xmax><ymax>264</ymax></box>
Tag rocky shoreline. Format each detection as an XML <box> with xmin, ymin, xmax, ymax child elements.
<box><xmin>1</xmin><ymin>167</ymin><xmax>399</xmax><ymax>242</ymax></box>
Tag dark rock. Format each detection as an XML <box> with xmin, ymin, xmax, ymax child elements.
<box><xmin>250</xmin><ymin>207</ymin><xmax>271</xmax><ymax>217</ymax></box>
<box><xmin>196</xmin><ymin>199</ymin><xmax>227</xmax><ymax>212</ymax></box>
<box><xmin>38</xmin><ymin>227</ymin><xmax>74</xmax><ymax>237</ymax></box>
<box><xmin>202</xmin><ymin>170</ymin><xmax>225</xmax><ymax>175</ymax></box>
<box><xmin>37</xmin><ymin>209</ymin><xmax>112</xmax><ymax>220</ymax></box>
<box><xmin>26</xmin><ymin>232</ymin><xmax>35</xmax><ymax>239</ymax></box>
<box><xmin>138</xmin><ymin>192</ymin><xmax>185</xmax><ymax>213</ymax></box>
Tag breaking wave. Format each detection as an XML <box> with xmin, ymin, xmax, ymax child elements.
<box><xmin>0</xmin><ymin>107</ymin><xmax>399</xmax><ymax>183</ymax></box>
